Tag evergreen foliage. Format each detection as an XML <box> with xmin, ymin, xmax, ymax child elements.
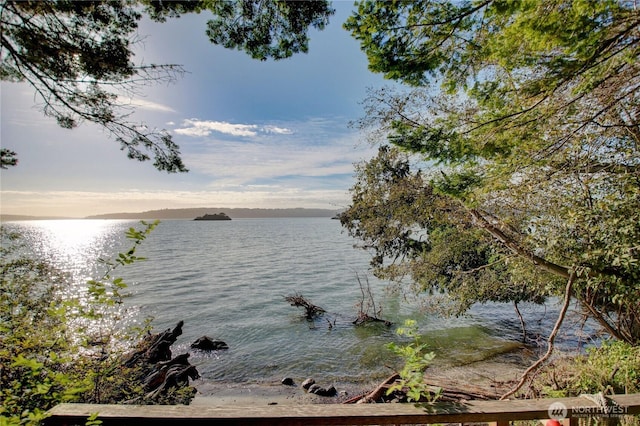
<box><xmin>1</xmin><ymin>1</ymin><xmax>187</xmax><ymax>173</ymax></box>
<box><xmin>1</xmin><ymin>0</ymin><xmax>334</xmax><ymax>171</ymax></box>
<box><xmin>0</xmin><ymin>149</ymin><xmax>18</xmax><ymax>169</ymax></box>
<box><xmin>343</xmin><ymin>0</ymin><xmax>640</xmax><ymax>344</ymax></box>
<box><xmin>202</xmin><ymin>0</ymin><xmax>334</xmax><ymax>60</ymax></box>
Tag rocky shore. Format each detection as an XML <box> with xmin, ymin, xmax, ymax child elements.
<box><xmin>128</xmin><ymin>320</ymin><xmax>536</xmax><ymax>406</ymax></box>
<box><xmin>189</xmin><ymin>350</ymin><xmax>535</xmax><ymax>406</ymax></box>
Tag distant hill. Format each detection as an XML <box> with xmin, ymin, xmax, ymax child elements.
<box><xmin>84</xmin><ymin>207</ymin><xmax>341</xmax><ymax>220</ymax></box>
<box><xmin>0</xmin><ymin>214</ymin><xmax>74</xmax><ymax>222</ymax></box>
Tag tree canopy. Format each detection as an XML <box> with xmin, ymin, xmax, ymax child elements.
<box><xmin>143</xmin><ymin>0</ymin><xmax>333</xmax><ymax>60</ymax></box>
<box><xmin>342</xmin><ymin>0</ymin><xmax>640</xmax><ymax>343</ymax></box>
<box><xmin>1</xmin><ymin>0</ymin><xmax>334</xmax><ymax>171</ymax></box>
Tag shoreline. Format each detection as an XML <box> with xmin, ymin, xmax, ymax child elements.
<box><xmin>190</xmin><ymin>349</ymin><xmax>535</xmax><ymax>406</ymax></box>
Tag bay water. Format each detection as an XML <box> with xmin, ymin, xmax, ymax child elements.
<box><xmin>4</xmin><ymin>218</ymin><xmax>593</xmax><ymax>387</ymax></box>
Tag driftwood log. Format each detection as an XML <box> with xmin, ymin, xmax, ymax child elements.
<box><xmin>285</xmin><ymin>294</ymin><xmax>326</xmax><ymax>319</ymax></box>
<box><xmin>343</xmin><ymin>373</ymin><xmax>400</xmax><ymax>404</ymax></box>
<box><xmin>285</xmin><ymin>292</ymin><xmax>392</xmax><ymax>326</ymax></box>
<box><xmin>344</xmin><ymin>373</ymin><xmax>497</xmax><ymax>404</ymax></box>
<box><xmin>120</xmin><ymin>321</ymin><xmax>199</xmax><ymax>404</ymax></box>
<box><xmin>352</xmin><ymin>312</ymin><xmax>392</xmax><ymax>327</ymax></box>
<box><xmin>123</xmin><ymin>321</ymin><xmax>184</xmax><ymax>367</ymax></box>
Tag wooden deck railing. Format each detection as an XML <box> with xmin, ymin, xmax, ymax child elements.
<box><xmin>44</xmin><ymin>393</ymin><xmax>640</xmax><ymax>426</ymax></box>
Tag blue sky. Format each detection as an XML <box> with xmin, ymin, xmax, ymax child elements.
<box><xmin>0</xmin><ymin>2</ymin><xmax>390</xmax><ymax>217</ymax></box>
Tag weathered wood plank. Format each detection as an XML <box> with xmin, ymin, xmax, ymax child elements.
<box><xmin>44</xmin><ymin>394</ymin><xmax>640</xmax><ymax>426</ymax></box>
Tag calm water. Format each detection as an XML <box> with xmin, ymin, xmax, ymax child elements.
<box><xmin>4</xmin><ymin>218</ymin><xmax>594</xmax><ymax>386</ymax></box>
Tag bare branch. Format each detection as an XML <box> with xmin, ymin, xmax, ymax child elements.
<box><xmin>500</xmin><ymin>272</ymin><xmax>574</xmax><ymax>400</ymax></box>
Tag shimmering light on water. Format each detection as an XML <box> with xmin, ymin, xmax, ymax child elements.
<box><xmin>3</xmin><ymin>218</ymin><xmax>595</xmax><ymax>387</ymax></box>
<box><xmin>7</xmin><ymin>220</ymin><xmax>129</xmax><ymax>284</ymax></box>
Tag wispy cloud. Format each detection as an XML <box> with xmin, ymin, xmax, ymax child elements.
<box><xmin>124</xmin><ymin>98</ymin><xmax>176</xmax><ymax>113</ymax></box>
<box><xmin>182</xmin><ymin>130</ymin><xmax>373</xmax><ymax>187</ymax></box>
<box><xmin>174</xmin><ymin>119</ymin><xmax>293</xmax><ymax>137</ymax></box>
<box><xmin>263</xmin><ymin>125</ymin><xmax>294</xmax><ymax>135</ymax></box>
<box><xmin>171</xmin><ymin>116</ymin><xmax>376</xmax><ymax>191</ymax></box>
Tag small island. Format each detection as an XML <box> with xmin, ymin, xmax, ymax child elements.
<box><xmin>193</xmin><ymin>213</ymin><xmax>231</xmax><ymax>221</ymax></box>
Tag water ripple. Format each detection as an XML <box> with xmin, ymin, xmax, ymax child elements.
<box><xmin>4</xmin><ymin>218</ymin><xmax>597</xmax><ymax>384</ymax></box>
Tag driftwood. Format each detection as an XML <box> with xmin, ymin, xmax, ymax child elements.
<box><xmin>353</xmin><ymin>273</ymin><xmax>392</xmax><ymax>327</ymax></box>
<box><xmin>146</xmin><ymin>364</ymin><xmax>199</xmax><ymax>400</ymax></box>
<box><xmin>285</xmin><ymin>293</ymin><xmax>325</xmax><ymax>319</ymax></box>
<box><xmin>352</xmin><ymin>312</ymin><xmax>392</xmax><ymax>327</ymax></box>
<box><xmin>343</xmin><ymin>373</ymin><xmax>400</xmax><ymax>404</ymax></box>
<box><xmin>119</xmin><ymin>321</ymin><xmax>199</xmax><ymax>404</ymax></box>
<box><xmin>427</xmin><ymin>381</ymin><xmax>493</xmax><ymax>402</ymax></box>
<box><xmin>286</xmin><ymin>284</ymin><xmax>392</xmax><ymax>327</ymax></box>
<box><xmin>124</xmin><ymin>321</ymin><xmax>184</xmax><ymax>367</ymax></box>
<box><xmin>345</xmin><ymin>373</ymin><xmax>497</xmax><ymax>404</ymax></box>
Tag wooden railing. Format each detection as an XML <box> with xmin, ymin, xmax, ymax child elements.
<box><xmin>44</xmin><ymin>394</ymin><xmax>640</xmax><ymax>426</ymax></box>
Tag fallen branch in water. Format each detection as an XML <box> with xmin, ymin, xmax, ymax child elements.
<box><xmin>352</xmin><ymin>312</ymin><xmax>392</xmax><ymax>326</ymax></box>
<box><xmin>353</xmin><ymin>272</ymin><xmax>392</xmax><ymax>327</ymax></box>
<box><xmin>285</xmin><ymin>293</ymin><xmax>325</xmax><ymax>319</ymax></box>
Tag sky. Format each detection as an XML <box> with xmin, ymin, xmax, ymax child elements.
<box><xmin>0</xmin><ymin>2</ymin><xmax>391</xmax><ymax>218</ymax></box>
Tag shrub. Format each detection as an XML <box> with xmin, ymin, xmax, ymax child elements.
<box><xmin>0</xmin><ymin>220</ymin><xmax>180</xmax><ymax>426</ymax></box>
<box><xmin>386</xmin><ymin>319</ymin><xmax>439</xmax><ymax>402</ymax></box>
<box><xmin>534</xmin><ymin>340</ymin><xmax>640</xmax><ymax>398</ymax></box>
<box><xmin>574</xmin><ymin>340</ymin><xmax>640</xmax><ymax>395</ymax></box>
<box><xmin>1</xmin><ymin>229</ymin><xmax>90</xmax><ymax>424</ymax></box>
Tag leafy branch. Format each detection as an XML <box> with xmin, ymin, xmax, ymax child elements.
<box><xmin>386</xmin><ymin>319</ymin><xmax>439</xmax><ymax>402</ymax></box>
<box><xmin>87</xmin><ymin>220</ymin><xmax>159</xmax><ymax>308</ymax></box>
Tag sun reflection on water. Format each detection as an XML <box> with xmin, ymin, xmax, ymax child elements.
<box><xmin>4</xmin><ymin>219</ymin><xmax>145</xmax><ymax>351</ymax></box>
<box><xmin>8</xmin><ymin>219</ymin><xmax>133</xmax><ymax>284</ymax></box>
